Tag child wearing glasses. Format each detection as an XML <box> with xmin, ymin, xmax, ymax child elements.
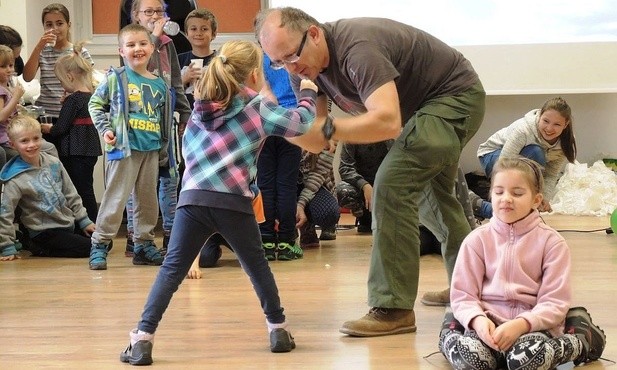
<box><xmin>123</xmin><ymin>0</ymin><xmax>193</xmax><ymax>258</ymax></box>
<box><xmin>121</xmin><ymin>40</ymin><xmax>317</xmax><ymax>365</ymax></box>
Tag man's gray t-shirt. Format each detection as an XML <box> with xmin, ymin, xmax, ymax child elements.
<box><xmin>294</xmin><ymin>18</ymin><xmax>479</xmax><ymax>122</ymax></box>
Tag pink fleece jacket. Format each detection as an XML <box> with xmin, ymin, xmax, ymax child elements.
<box><xmin>451</xmin><ymin>210</ymin><xmax>571</xmax><ymax>338</ymax></box>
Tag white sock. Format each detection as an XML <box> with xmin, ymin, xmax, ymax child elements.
<box><xmin>266</xmin><ymin>321</ymin><xmax>288</xmax><ymax>334</ymax></box>
<box><xmin>129</xmin><ymin>328</ymin><xmax>155</xmax><ymax>346</ymax></box>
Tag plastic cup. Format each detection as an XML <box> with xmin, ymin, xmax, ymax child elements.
<box><xmin>45</xmin><ymin>28</ymin><xmax>56</xmax><ymax>48</ymax></box>
<box><xmin>163</xmin><ymin>21</ymin><xmax>180</xmax><ymax>36</ymax></box>
<box><xmin>191</xmin><ymin>59</ymin><xmax>204</xmax><ymax>69</ymax></box>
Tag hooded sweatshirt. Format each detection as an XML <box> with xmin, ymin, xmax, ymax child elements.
<box><xmin>150</xmin><ymin>34</ymin><xmax>192</xmax><ymax>127</ymax></box>
<box><xmin>179</xmin><ymin>86</ymin><xmax>316</xmax><ymax>215</ymax></box>
<box><xmin>89</xmin><ymin>66</ymin><xmax>174</xmax><ymax>170</ymax></box>
<box><xmin>450</xmin><ymin>210</ymin><xmax>571</xmax><ymax>338</ymax></box>
<box><xmin>0</xmin><ymin>152</ymin><xmax>92</xmax><ymax>256</ymax></box>
<box><xmin>477</xmin><ymin>109</ymin><xmax>569</xmax><ymax>199</ymax></box>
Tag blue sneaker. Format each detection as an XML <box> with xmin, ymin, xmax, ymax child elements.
<box><xmin>89</xmin><ymin>243</ymin><xmax>109</xmax><ymax>270</ymax></box>
<box><xmin>133</xmin><ymin>241</ymin><xmax>164</xmax><ymax>266</ymax></box>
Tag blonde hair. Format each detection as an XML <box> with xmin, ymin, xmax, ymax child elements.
<box><xmin>195</xmin><ymin>40</ymin><xmax>263</xmax><ymax>108</ymax></box>
<box><xmin>7</xmin><ymin>115</ymin><xmax>42</xmax><ymax>141</ymax></box>
<box><xmin>118</xmin><ymin>23</ymin><xmax>152</xmax><ymax>45</ymax></box>
<box><xmin>491</xmin><ymin>156</ymin><xmax>544</xmax><ymax>196</ymax></box>
<box><xmin>0</xmin><ymin>44</ymin><xmax>13</xmax><ymax>67</ymax></box>
<box><xmin>54</xmin><ymin>41</ymin><xmax>94</xmax><ymax>92</ymax></box>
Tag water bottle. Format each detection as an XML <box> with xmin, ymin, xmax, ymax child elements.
<box><xmin>163</xmin><ymin>21</ymin><xmax>180</xmax><ymax>36</ymax></box>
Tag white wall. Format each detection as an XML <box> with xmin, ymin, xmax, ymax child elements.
<box><xmin>461</xmin><ymin>93</ymin><xmax>617</xmax><ymax>174</ymax></box>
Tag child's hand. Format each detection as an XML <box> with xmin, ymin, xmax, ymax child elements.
<box><xmin>295</xmin><ymin>205</ymin><xmax>308</xmax><ymax>227</ymax></box>
<box><xmin>362</xmin><ymin>184</ymin><xmax>374</xmax><ymax>212</ymax></box>
<box><xmin>539</xmin><ymin>199</ymin><xmax>552</xmax><ymax>213</ymax></box>
<box><xmin>60</xmin><ymin>91</ymin><xmax>69</xmax><ymax>104</ymax></box>
<box><xmin>10</xmin><ymin>83</ymin><xmax>25</xmax><ymax>99</ymax></box>
<box><xmin>149</xmin><ymin>17</ymin><xmax>168</xmax><ymax>38</ymax></box>
<box><xmin>470</xmin><ymin>315</ymin><xmax>499</xmax><ymax>351</ymax></box>
<box><xmin>83</xmin><ymin>223</ymin><xmax>96</xmax><ymax>236</ymax></box>
<box><xmin>103</xmin><ymin>131</ymin><xmax>116</xmax><ymax>145</ymax></box>
<box><xmin>37</xmin><ymin>29</ymin><xmax>56</xmax><ymax>49</ymax></box>
<box><xmin>0</xmin><ymin>254</ymin><xmax>20</xmax><ymax>261</ymax></box>
<box><xmin>186</xmin><ymin>256</ymin><xmax>202</xmax><ymax>279</ymax></box>
<box><xmin>491</xmin><ymin>318</ymin><xmax>528</xmax><ymax>351</ymax></box>
<box><xmin>300</xmin><ymin>79</ymin><xmax>318</xmax><ymax>92</ymax></box>
<box><xmin>186</xmin><ymin>62</ymin><xmax>204</xmax><ymax>82</ymax></box>
<box><xmin>40</xmin><ymin>123</ymin><xmax>53</xmax><ymax>134</ymax></box>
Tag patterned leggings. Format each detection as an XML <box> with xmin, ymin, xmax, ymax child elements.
<box><xmin>439</xmin><ymin>327</ymin><xmax>583</xmax><ymax>370</ymax></box>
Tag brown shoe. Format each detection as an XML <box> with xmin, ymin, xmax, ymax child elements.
<box><xmin>339</xmin><ymin>308</ymin><xmax>416</xmax><ymax>337</ymax></box>
<box><xmin>421</xmin><ymin>288</ymin><xmax>450</xmax><ymax>306</ymax></box>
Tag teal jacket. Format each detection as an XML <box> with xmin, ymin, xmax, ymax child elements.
<box><xmin>88</xmin><ymin>66</ymin><xmax>176</xmax><ymax>172</ymax></box>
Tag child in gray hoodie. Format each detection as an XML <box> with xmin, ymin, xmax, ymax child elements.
<box><xmin>0</xmin><ymin>115</ymin><xmax>95</xmax><ymax>260</ymax></box>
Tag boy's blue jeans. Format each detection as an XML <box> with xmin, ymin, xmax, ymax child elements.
<box><xmin>137</xmin><ymin>204</ymin><xmax>286</xmax><ymax>334</ymax></box>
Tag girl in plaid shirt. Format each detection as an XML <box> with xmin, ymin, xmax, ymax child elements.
<box><xmin>122</xmin><ymin>40</ymin><xmax>318</xmax><ymax>365</ymax></box>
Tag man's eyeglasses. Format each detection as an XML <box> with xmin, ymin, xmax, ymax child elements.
<box><xmin>139</xmin><ymin>9</ymin><xmax>165</xmax><ymax>17</ymax></box>
<box><xmin>270</xmin><ymin>30</ymin><xmax>308</xmax><ymax>70</ymax></box>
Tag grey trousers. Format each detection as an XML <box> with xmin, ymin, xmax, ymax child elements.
<box><xmin>91</xmin><ymin>151</ymin><xmax>159</xmax><ymax>245</ymax></box>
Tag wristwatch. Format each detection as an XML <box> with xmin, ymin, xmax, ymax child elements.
<box><xmin>322</xmin><ymin>115</ymin><xmax>335</xmax><ymax>140</ymax></box>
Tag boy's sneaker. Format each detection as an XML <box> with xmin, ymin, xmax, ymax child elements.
<box><xmin>89</xmin><ymin>243</ymin><xmax>109</xmax><ymax>270</ymax></box>
<box><xmin>269</xmin><ymin>328</ymin><xmax>296</xmax><ymax>353</ymax></box>
<box><xmin>565</xmin><ymin>306</ymin><xmax>606</xmax><ymax>364</ymax></box>
<box><xmin>132</xmin><ymin>241</ymin><xmax>164</xmax><ymax>266</ymax></box>
<box><xmin>263</xmin><ymin>242</ymin><xmax>277</xmax><ymax>261</ymax></box>
<box><xmin>120</xmin><ymin>329</ymin><xmax>154</xmax><ymax>365</ymax></box>
<box><xmin>276</xmin><ymin>242</ymin><xmax>303</xmax><ymax>261</ymax></box>
<box><xmin>125</xmin><ymin>232</ymin><xmax>134</xmax><ymax>257</ymax></box>
<box><xmin>319</xmin><ymin>226</ymin><xmax>337</xmax><ymax>241</ymax></box>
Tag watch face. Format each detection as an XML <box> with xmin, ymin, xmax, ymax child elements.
<box><xmin>322</xmin><ymin>116</ymin><xmax>335</xmax><ymax>140</ymax></box>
